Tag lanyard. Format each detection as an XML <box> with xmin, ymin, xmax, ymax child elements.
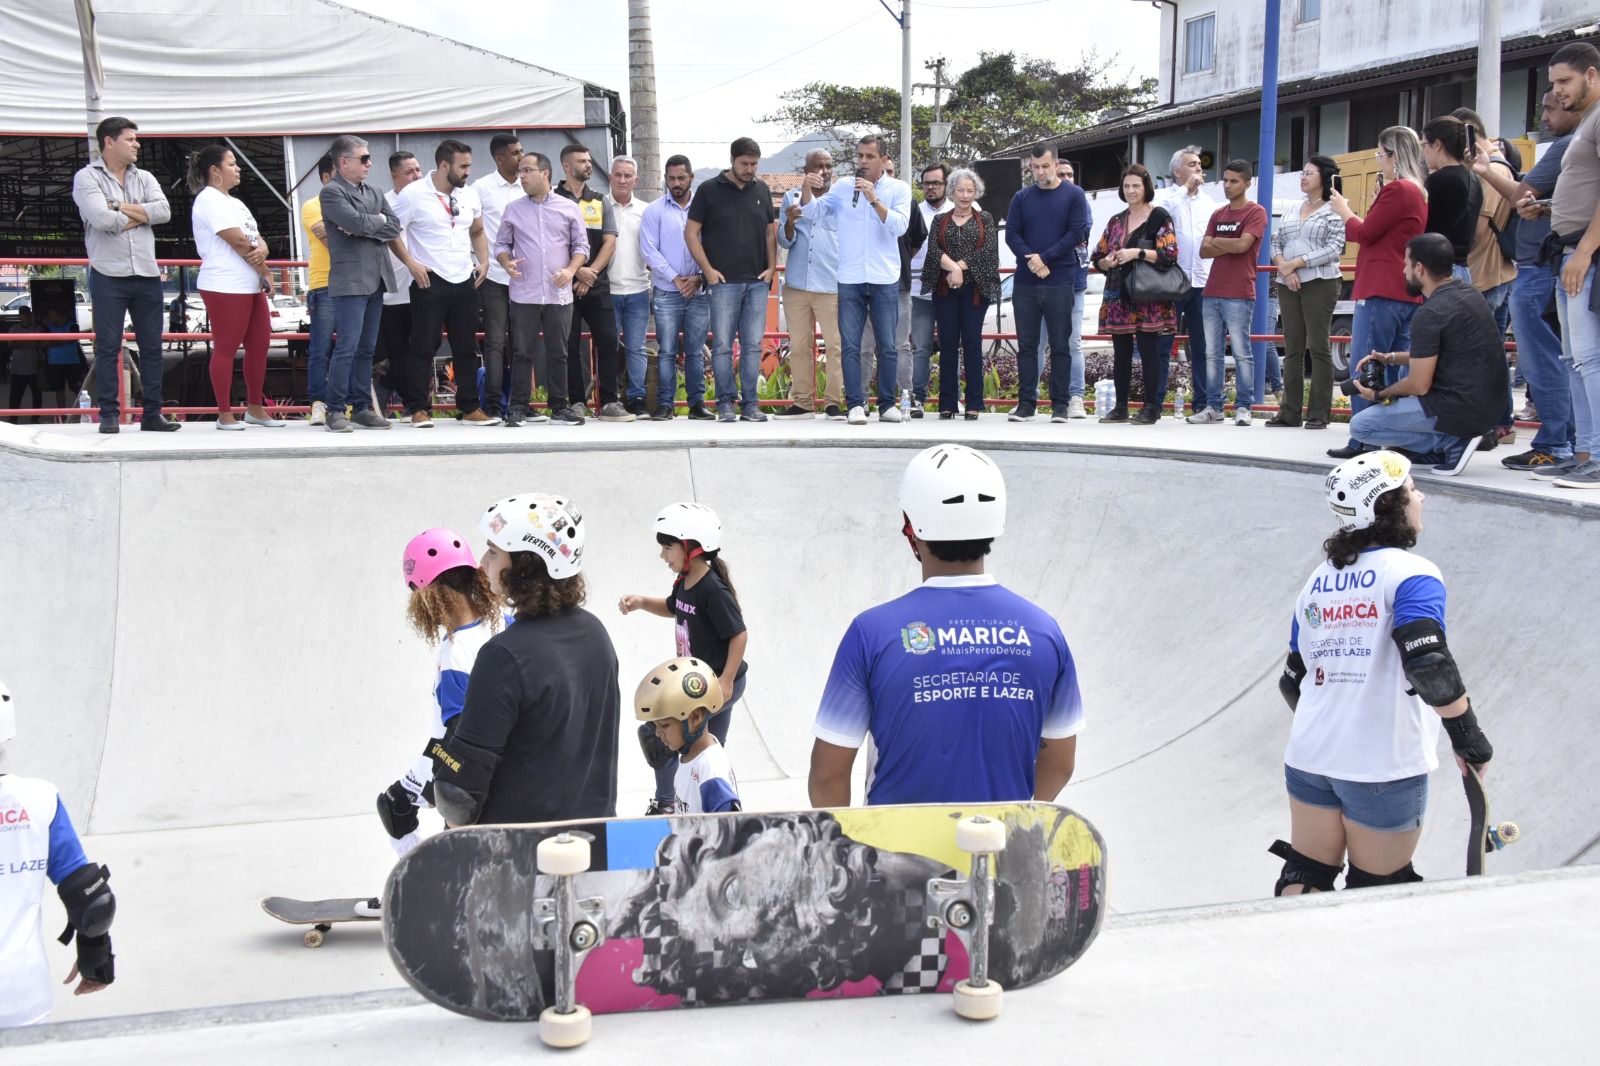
<box><xmin>435</xmin><ymin>191</ymin><xmax>457</xmax><ymax>228</ymax></box>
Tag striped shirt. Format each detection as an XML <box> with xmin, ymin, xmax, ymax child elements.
<box><xmin>1271</xmin><ymin>199</ymin><xmax>1346</xmax><ymax>282</ymax></box>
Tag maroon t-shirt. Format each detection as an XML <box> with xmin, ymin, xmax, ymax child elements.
<box><xmin>1202</xmin><ymin>202</ymin><xmax>1269</xmax><ymax>299</ymax></box>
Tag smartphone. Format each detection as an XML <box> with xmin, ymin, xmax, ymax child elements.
<box><xmin>1464</xmin><ymin>122</ymin><xmax>1478</xmax><ymax>158</ymax></box>
<box><xmin>1528</xmin><ymin>197</ymin><xmax>1553</xmax><ymax>207</ymax></box>
<box><xmin>1331</xmin><ymin>173</ymin><xmax>1342</xmax><ymax>193</ymax></box>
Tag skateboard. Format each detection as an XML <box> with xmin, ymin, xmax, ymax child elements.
<box><xmin>261</xmin><ymin>896</ymin><xmax>380</xmax><ymax>948</ymax></box>
<box><xmin>1462</xmin><ymin>767</ymin><xmax>1520</xmax><ymax>876</ymax></box>
<box><xmin>384</xmin><ymin>802</ymin><xmax>1107</xmax><ymax>1047</ymax></box>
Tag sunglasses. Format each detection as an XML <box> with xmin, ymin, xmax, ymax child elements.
<box><xmin>435</xmin><ymin>191</ymin><xmax>459</xmax><ymax>226</ymax></box>
<box><xmin>357</xmin><ymin>154</ymin><xmax>371</xmax><ymax>165</ymax></box>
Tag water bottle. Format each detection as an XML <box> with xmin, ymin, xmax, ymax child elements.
<box><xmin>900</xmin><ymin>388</ymin><xmax>911</xmax><ymax>421</ymax></box>
<box><xmin>1173</xmin><ymin>384</ymin><xmax>1186</xmax><ymax>420</ymax></box>
<box><xmin>77</xmin><ymin>388</ymin><xmax>93</xmax><ymax>424</ymax></box>
<box><xmin>1094</xmin><ymin>378</ymin><xmax>1114</xmax><ymax>415</ymax></box>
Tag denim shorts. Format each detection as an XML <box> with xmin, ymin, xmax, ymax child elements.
<box><xmin>1284</xmin><ymin>765</ymin><xmax>1428</xmax><ymax>833</ymax></box>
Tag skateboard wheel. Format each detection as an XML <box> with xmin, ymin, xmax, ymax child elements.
<box><xmin>956</xmin><ymin>815</ymin><xmax>1006</xmax><ymax>854</ymax></box>
<box><xmin>537</xmin><ymin>834</ymin><xmax>592</xmax><ymax>876</ymax></box>
<box><xmin>952</xmin><ymin>979</ymin><xmax>1003</xmax><ymax>1020</ymax></box>
<box><xmin>539</xmin><ymin>1005</ymin><xmax>592</xmax><ymax>1048</ymax></box>
<box><xmin>1496</xmin><ymin>821</ymin><xmax>1520</xmax><ymax>845</ymax></box>
<box><xmin>304</xmin><ymin>929</ymin><xmax>324</xmax><ymax>949</ymax></box>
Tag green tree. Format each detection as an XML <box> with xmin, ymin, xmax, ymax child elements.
<box><xmin>759</xmin><ymin>50</ymin><xmax>1156</xmax><ymax>166</ymax></box>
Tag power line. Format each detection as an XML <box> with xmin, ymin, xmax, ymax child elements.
<box><xmin>663</xmin><ymin>12</ymin><xmax>878</xmax><ymax>104</ymax></box>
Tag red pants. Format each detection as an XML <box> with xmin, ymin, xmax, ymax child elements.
<box><xmin>200</xmin><ymin>289</ymin><xmax>271</xmax><ymax>411</ymax></box>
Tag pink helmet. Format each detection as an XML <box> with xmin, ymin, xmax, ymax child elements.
<box><xmin>403</xmin><ymin>528</ymin><xmax>478</xmax><ymax>590</ymax></box>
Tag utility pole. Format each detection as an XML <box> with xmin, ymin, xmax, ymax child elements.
<box><xmin>1477</xmin><ymin>0</ymin><xmax>1502</xmax><ymax>136</ymax></box>
<box><xmin>1251</xmin><ymin>0</ymin><xmax>1281</xmax><ymax>403</ymax></box>
<box><xmin>878</xmin><ymin>0</ymin><xmax>912</xmax><ymax>180</ymax></box>
<box><xmin>73</xmin><ymin>0</ymin><xmax>105</xmax><ymax>161</ymax></box>
<box><xmin>915</xmin><ymin>56</ymin><xmax>952</xmax><ymax>159</ymax></box>
<box><xmin>627</xmin><ymin>0</ymin><xmax>661</xmax><ymax>202</ymax></box>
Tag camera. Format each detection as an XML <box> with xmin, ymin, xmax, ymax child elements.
<box><xmin>1339</xmin><ymin>358</ymin><xmax>1389</xmax><ymax>401</ymax></box>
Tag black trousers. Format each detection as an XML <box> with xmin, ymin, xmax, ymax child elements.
<box><xmin>508</xmin><ymin>302</ymin><xmax>573</xmax><ymax>411</ymax></box>
<box><xmin>408</xmin><ymin>272</ymin><xmax>482</xmax><ymax>415</ymax></box>
<box><xmin>565</xmin><ymin>286</ymin><xmax>621</xmax><ymax>408</ymax></box>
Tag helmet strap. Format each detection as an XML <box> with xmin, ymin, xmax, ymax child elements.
<box><xmin>679</xmin><ymin>710</ymin><xmax>709</xmax><ymax>758</ymax></box>
<box><xmin>900</xmin><ymin>515</ymin><xmax>923</xmax><ymax>562</ymax></box>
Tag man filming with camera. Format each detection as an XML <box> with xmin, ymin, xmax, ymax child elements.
<box><xmin>1340</xmin><ymin>233</ymin><xmax>1507</xmax><ymax>476</ymax></box>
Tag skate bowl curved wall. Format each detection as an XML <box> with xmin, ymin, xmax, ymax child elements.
<box><xmin>2</xmin><ymin>438</ymin><xmax>1596</xmax><ymax>913</ymax></box>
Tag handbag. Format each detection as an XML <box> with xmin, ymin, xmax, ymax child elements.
<box><xmin>1123</xmin><ymin>243</ymin><xmax>1191</xmax><ymax>303</ymax></box>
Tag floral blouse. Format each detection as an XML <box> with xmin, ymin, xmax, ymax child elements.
<box><xmin>919</xmin><ymin>208</ymin><xmax>1001</xmax><ymax>304</ymax></box>
<box><xmin>1092</xmin><ymin>206</ymin><xmax>1180</xmax><ymax>333</ymax></box>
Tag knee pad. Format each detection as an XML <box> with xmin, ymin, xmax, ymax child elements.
<box><xmin>1345</xmin><ymin>861</ymin><xmax>1424</xmax><ymax>890</ymax></box>
<box><xmin>1268</xmin><ymin>839</ymin><xmax>1343</xmax><ymax>896</ymax></box>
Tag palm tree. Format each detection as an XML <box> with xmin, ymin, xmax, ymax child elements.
<box><xmin>627</xmin><ymin>0</ymin><xmax>661</xmax><ymax>201</ymax></box>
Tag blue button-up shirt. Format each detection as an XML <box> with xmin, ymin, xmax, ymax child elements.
<box><xmin>640</xmin><ymin>195</ymin><xmax>700</xmax><ymax>292</ymax></box>
<box><xmin>777</xmin><ymin>186</ymin><xmax>839</xmax><ymax>294</ymax></box>
<box><xmin>801</xmin><ymin>175</ymin><xmax>911</xmax><ymax>286</ymax></box>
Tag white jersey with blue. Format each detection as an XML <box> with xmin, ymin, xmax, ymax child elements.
<box><xmin>400</xmin><ymin>619</ymin><xmax>499</xmax><ymax>799</ymax></box>
<box><xmin>673</xmin><ymin>741</ymin><xmax>741</xmax><ymax>814</ymax></box>
<box><xmin>1286</xmin><ymin>547</ymin><xmax>1448</xmax><ymax>782</ymax></box>
<box><xmin>812</xmin><ymin>575</ymin><xmax>1084</xmax><ymax>805</ymax></box>
<box><xmin>1</xmin><ymin>774</ymin><xmax>91</xmax><ymax>1028</ymax></box>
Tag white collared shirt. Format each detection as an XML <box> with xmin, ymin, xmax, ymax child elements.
<box><xmin>472</xmin><ymin>169</ymin><xmax>523</xmax><ymax>286</ymax></box>
<box><xmin>1156</xmin><ymin>185</ymin><xmax>1221</xmax><ymax>289</ymax></box>
<box><xmin>393</xmin><ymin>173</ymin><xmax>482</xmax><ymax>284</ymax></box>
<box><xmin>804</xmin><ymin>174</ymin><xmax>913</xmax><ymax>286</ymax></box>
<box><xmin>606</xmin><ymin>193</ymin><xmax>651</xmax><ymax>295</ymax></box>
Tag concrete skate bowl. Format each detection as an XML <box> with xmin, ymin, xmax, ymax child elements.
<box><xmin>2</xmin><ymin>438</ymin><xmax>1597</xmax><ymax>936</ymax></box>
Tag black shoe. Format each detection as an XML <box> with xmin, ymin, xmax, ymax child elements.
<box><xmin>964</xmin><ymin>410</ymin><xmax>980</xmax><ymax>421</ymax></box>
<box><xmin>551</xmin><ymin>406</ymin><xmax>584</xmax><ymax>426</ymax></box>
<box><xmin>99</xmin><ymin>416</ymin><xmax>119</xmax><ymax>434</ymax></box>
<box><xmin>1501</xmin><ymin>449</ymin><xmax>1563</xmax><ymax>471</ymax></box>
<box><xmin>1265</xmin><ymin>415</ymin><xmax>1299</xmax><ymax>428</ymax></box>
<box><xmin>503</xmin><ymin>407</ymin><xmax>525</xmax><ymax>427</ymax></box>
<box><xmin>910</xmin><ymin>406</ymin><xmax>924</xmax><ymax>419</ymax></box>
<box><xmin>1130</xmin><ymin>407</ymin><xmax>1159</xmax><ymax>425</ymax></box>
<box><xmin>1475</xmin><ymin>432</ymin><xmax>1500</xmax><ymax>452</ymax></box>
<box><xmin>1326</xmin><ymin>440</ymin><xmax>1364</xmax><ymax>460</ymax></box>
<box><xmin>1098</xmin><ymin>408</ymin><xmax>1129</xmax><ymax>424</ymax></box>
<box><xmin>140</xmin><ymin>414</ymin><xmax>181</xmax><ymax>432</ymax></box>
<box><xmin>644</xmin><ymin>798</ymin><xmax>676</xmax><ymax>816</ymax></box>
<box><xmin>939</xmin><ymin>410</ymin><xmax>956</xmax><ymax>420</ymax></box>
<box><xmin>823</xmin><ymin>404</ymin><xmax>847</xmax><ymax>421</ymax></box>
<box><xmin>627</xmin><ymin>398</ymin><xmax>650</xmax><ymax>418</ymax></box>
<box><xmin>650</xmin><ymin>404</ymin><xmax>674</xmax><ymax>421</ymax></box>
<box><xmin>1303</xmin><ymin>420</ymin><xmax>1327</xmax><ymax>430</ymax></box>
<box><xmin>687</xmin><ymin>404</ymin><xmax>715</xmax><ymax>421</ymax></box>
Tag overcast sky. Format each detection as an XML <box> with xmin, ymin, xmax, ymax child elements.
<box><xmin>336</xmin><ymin>0</ymin><xmax>1163</xmax><ymax>167</ymax></box>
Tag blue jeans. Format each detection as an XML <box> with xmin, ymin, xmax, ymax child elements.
<box><xmin>1013</xmin><ymin>282</ymin><xmax>1073</xmax><ymax>408</ymax></box>
<box><xmin>907</xmin><ymin>295</ymin><xmax>936</xmax><ymax>403</ymax></box>
<box><xmin>1349</xmin><ymin>394</ymin><xmax>1462</xmax><ymax>456</ymax></box>
<box><xmin>327</xmin><ymin>289</ymin><xmax>384</xmax><ymax>413</ymax></box>
<box><xmin>1451</xmin><ymin>263</ymin><xmax>1472</xmax><ymax>285</ymax></box>
<box><xmin>305</xmin><ymin>286</ymin><xmax>334</xmax><ymax>405</ymax></box>
<box><xmin>652</xmin><ymin>285</ymin><xmax>709</xmax><ymax>409</ymax></box>
<box><xmin>707</xmin><ymin>281</ymin><xmax>767</xmax><ymax>408</ymax></box>
<box><xmin>613</xmin><ymin>289</ymin><xmax>652</xmax><ymax>404</ymax></box>
<box><xmin>1202</xmin><ymin>297</ymin><xmax>1256</xmax><ymax>410</ymax></box>
<box><xmin>1555</xmin><ymin>252</ymin><xmax>1600</xmax><ymax>456</ymax></box>
<box><xmin>1159</xmin><ymin>288</ymin><xmax>1208</xmax><ymax>410</ymax></box>
<box><xmin>1069</xmin><ymin>286</ymin><xmax>1086</xmax><ymax>398</ymax></box>
<box><xmin>1285</xmin><ymin>765</ymin><xmax>1428</xmax><ymax>833</ymax></box>
<box><xmin>88</xmin><ymin>269</ymin><xmax>166</xmax><ymax>418</ymax></box>
<box><xmin>1348</xmin><ymin>296</ymin><xmax>1416</xmax><ymax>415</ymax></box>
<box><xmin>839</xmin><ymin>281</ymin><xmax>900</xmax><ymax>410</ymax></box>
<box><xmin>1510</xmin><ymin>263</ymin><xmax>1574</xmax><ymax>458</ymax></box>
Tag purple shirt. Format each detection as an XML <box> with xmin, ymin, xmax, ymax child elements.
<box><xmin>639</xmin><ymin>195</ymin><xmax>700</xmax><ymax>292</ymax></box>
<box><xmin>492</xmin><ymin>192</ymin><xmax>588</xmax><ymax>305</ymax></box>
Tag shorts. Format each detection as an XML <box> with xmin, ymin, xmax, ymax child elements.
<box><xmin>1284</xmin><ymin>764</ymin><xmax>1428</xmax><ymax>833</ymax></box>
<box><xmin>46</xmin><ymin>363</ymin><xmax>84</xmax><ymax>392</ymax></box>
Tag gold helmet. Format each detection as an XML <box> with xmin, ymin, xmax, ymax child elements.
<box><xmin>635</xmin><ymin>657</ymin><xmax>725</xmax><ymax>723</ymax></box>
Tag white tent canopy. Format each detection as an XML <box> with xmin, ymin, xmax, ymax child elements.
<box><xmin>0</xmin><ymin>0</ymin><xmax>587</xmax><ymax>136</ymax></box>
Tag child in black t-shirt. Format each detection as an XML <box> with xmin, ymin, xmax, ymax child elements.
<box><xmin>619</xmin><ymin>502</ymin><xmax>749</xmax><ymax>815</ymax></box>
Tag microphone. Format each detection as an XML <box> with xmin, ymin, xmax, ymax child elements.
<box><xmin>853</xmin><ymin>185</ymin><xmax>860</xmax><ymax>208</ymax></box>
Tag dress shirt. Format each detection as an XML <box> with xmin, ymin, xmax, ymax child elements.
<box><xmin>72</xmin><ymin>161</ymin><xmax>170</xmax><ymax>278</ymax></box>
<box><xmin>803</xmin><ymin>175</ymin><xmax>912</xmax><ymax>285</ymax></box>
<box><xmin>394</xmin><ymin>174</ymin><xmax>481</xmax><ymax>284</ymax></box>
<box><xmin>492</xmin><ymin>191</ymin><xmax>588</xmax><ymax>305</ymax></box>
<box><xmin>639</xmin><ymin>196</ymin><xmax>700</xmax><ymax>292</ymax></box>
<box><xmin>607</xmin><ymin>193</ymin><xmax>652</xmax><ymax>295</ymax></box>
<box><xmin>1156</xmin><ymin>185</ymin><xmax>1221</xmax><ymax>289</ymax></box>
<box><xmin>472</xmin><ymin>169</ymin><xmax>524</xmax><ymax>286</ymax></box>
<box><xmin>777</xmin><ymin>186</ymin><xmax>839</xmax><ymax>294</ymax></box>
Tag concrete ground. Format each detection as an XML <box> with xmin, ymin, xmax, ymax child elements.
<box><xmin>1</xmin><ymin>413</ymin><xmax>1595</xmax><ymax>1055</ymax></box>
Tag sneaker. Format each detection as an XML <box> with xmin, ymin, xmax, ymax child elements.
<box><xmin>1530</xmin><ymin>457</ymin><xmax>1582</xmax><ymax>480</ymax></box>
<box><xmin>325</xmin><ymin>412</ymin><xmax>352</xmax><ymax>433</ymax></box>
<box><xmin>551</xmin><ymin>406</ymin><xmax>585</xmax><ymax>426</ymax></box>
<box><xmin>823</xmin><ymin>404</ymin><xmax>847</xmax><ymax>421</ymax></box>
<box><xmin>351</xmin><ymin>409</ymin><xmax>391</xmax><ymax>430</ymax></box>
<box><xmin>308</xmin><ymin>400</ymin><xmax>327</xmax><ymax>426</ymax></box>
<box><xmin>716</xmin><ymin>402</ymin><xmax>738</xmax><ymax>423</ymax></box>
<box><xmin>687</xmin><ymin>404</ymin><xmax>714</xmax><ymax>421</ymax></box>
<box><xmin>354</xmin><ymin>898</ymin><xmax>382</xmax><ymax>918</ymax></box>
<box><xmin>1501</xmin><ymin>449</ymin><xmax>1567</xmax><ymax>471</ymax></box>
<box><xmin>1431</xmin><ymin>437</ymin><xmax>1475</xmax><ymax>477</ymax></box>
<box><xmin>740</xmin><ymin>402</ymin><xmax>768</xmax><ymax>423</ymax></box>
<box><xmin>1554</xmin><ymin>459</ymin><xmax>1600</xmax><ymax>488</ymax></box>
<box><xmin>460</xmin><ymin>409</ymin><xmax>500</xmax><ymax>426</ymax></box>
<box><xmin>1234</xmin><ymin>406</ymin><xmax>1253</xmax><ymax>426</ymax></box>
<box><xmin>1516</xmin><ymin>402</ymin><xmax>1538</xmax><ymax>422</ymax></box>
<box><xmin>627</xmin><ymin>398</ymin><xmax>650</xmax><ymax>418</ymax></box>
<box><xmin>879</xmin><ymin>405</ymin><xmax>903</xmax><ymax>423</ymax></box>
<box><xmin>846</xmin><ymin>405</ymin><xmax>868</xmax><ymax>425</ymax></box>
<box><xmin>774</xmin><ymin>404</ymin><xmax>815</xmax><ymax>420</ymax></box>
<box><xmin>1051</xmin><ymin>406</ymin><xmax>1069</xmax><ymax>423</ymax></box>
<box><xmin>1068</xmin><ymin>396</ymin><xmax>1087</xmax><ymax>419</ymax></box>
<box><xmin>910</xmin><ymin>405</ymin><xmax>924</xmax><ymax>419</ymax></box>
<box><xmin>599</xmin><ymin>401</ymin><xmax>636</xmax><ymax>422</ymax></box>
<box><xmin>1186</xmin><ymin>407</ymin><xmax>1224</xmax><ymax>424</ymax></box>
<box><xmin>407</xmin><ymin>411</ymin><xmax>434</xmax><ymax>428</ymax></box>
<box><xmin>1007</xmin><ymin>403</ymin><xmax>1036</xmax><ymax>422</ymax></box>
<box><xmin>650</xmin><ymin>404</ymin><xmax>674</xmax><ymax>421</ymax></box>
<box><xmin>503</xmin><ymin>407</ymin><xmax>527</xmax><ymax>427</ymax></box>
<box><xmin>645</xmin><ymin>798</ymin><xmax>677</xmax><ymax>816</ymax></box>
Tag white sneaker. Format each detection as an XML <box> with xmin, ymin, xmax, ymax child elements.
<box><xmin>1185</xmin><ymin>407</ymin><xmax>1223</xmax><ymax>424</ymax></box>
<box><xmin>1067</xmin><ymin>397</ymin><xmax>1087</xmax><ymax>419</ymax></box>
<box><xmin>1234</xmin><ymin>407</ymin><xmax>1252</xmax><ymax>426</ymax></box>
<box><xmin>879</xmin><ymin>406</ymin><xmax>903</xmax><ymax>423</ymax></box>
<box><xmin>354</xmin><ymin>897</ymin><xmax>382</xmax><ymax>918</ymax></box>
<box><xmin>308</xmin><ymin>400</ymin><xmax>327</xmax><ymax>426</ymax></box>
<box><xmin>846</xmin><ymin>405</ymin><xmax>867</xmax><ymax>425</ymax></box>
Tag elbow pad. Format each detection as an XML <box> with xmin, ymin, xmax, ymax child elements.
<box><xmin>430</xmin><ymin>736</ymin><xmax>502</xmax><ymax>826</ymax></box>
<box><xmin>1279</xmin><ymin>651</ymin><xmax>1307</xmax><ymax>712</ymax></box>
<box><xmin>1392</xmin><ymin>619</ymin><xmax>1467</xmax><ymax>707</ymax></box>
<box><xmin>57</xmin><ymin>863</ymin><xmax>117</xmax><ymax>983</ymax></box>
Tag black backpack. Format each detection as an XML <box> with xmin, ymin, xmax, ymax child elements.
<box><xmin>1484</xmin><ymin>156</ymin><xmax>1522</xmax><ymax>263</ymax></box>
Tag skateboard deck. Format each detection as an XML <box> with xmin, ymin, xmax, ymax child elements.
<box><xmin>384</xmin><ymin>803</ymin><xmax>1106</xmax><ymax>1023</ymax></box>
<box><xmin>262</xmin><ymin>896</ymin><xmax>379</xmax><ymax>948</ymax></box>
<box><xmin>1462</xmin><ymin>768</ymin><xmax>1520</xmax><ymax>876</ymax></box>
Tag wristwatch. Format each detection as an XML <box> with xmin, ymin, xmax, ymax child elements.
<box><xmin>107</xmin><ymin>199</ymin><xmax>121</xmax><ymax>213</ymax></box>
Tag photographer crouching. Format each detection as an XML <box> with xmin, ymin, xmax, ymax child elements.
<box><xmin>1332</xmin><ymin>233</ymin><xmax>1507</xmax><ymax>476</ymax></box>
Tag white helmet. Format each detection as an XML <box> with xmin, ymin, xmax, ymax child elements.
<box><xmin>900</xmin><ymin>444</ymin><xmax>1007</xmax><ymax>541</ymax></box>
<box><xmin>479</xmin><ymin>493</ymin><xmax>586</xmax><ymax>580</ymax></box>
<box><xmin>0</xmin><ymin>680</ymin><xmax>14</xmax><ymax>744</ymax></box>
<box><xmin>655</xmin><ymin>502</ymin><xmax>721</xmax><ymax>553</ymax></box>
<box><xmin>1325</xmin><ymin>450</ymin><xmax>1411</xmax><ymax>530</ymax></box>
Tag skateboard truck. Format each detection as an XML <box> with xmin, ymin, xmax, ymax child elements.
<box><xmin>532</xmin><ymin>832</ymin><xmax>607</xmax><ymax>1048</ymax></box>
<box><xmin>926</xmin><ymin>814</ymin><xmax>1008</xmax><ymax>1021</ymax></box>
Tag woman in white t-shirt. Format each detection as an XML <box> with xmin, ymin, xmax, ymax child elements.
<box><xmin>1270</xmin><ymin>451</ymin><xmax>1495</xmax><ymax>895</ymax></box>
<box><xmin>188</xmin><ymin>145</ymin><xmax>281</xmax><ymax>429</ymax></box>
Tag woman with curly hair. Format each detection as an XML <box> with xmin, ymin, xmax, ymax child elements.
<box><xmin>428</xmin><ymin>493</ymin><xmax>621</xmax><ymax>828</ymax></box>
<box><xmin>1269</xmin><ymin>452</ymin><xmax>1496</xmax><ymax>897</ymax></box>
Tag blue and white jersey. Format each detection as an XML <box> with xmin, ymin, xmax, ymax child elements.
<box><xmin>673</xmin><ymin>741</ymin><xmax>741</xmax><ymax>815</ymax></box>
<box><xmin>1287</xmin><ymin>547</ymin><xmax>1448</xmax><ymax>782</ymax></box>
<box><xmin>0</xmin><ymin>774</ymin><xmax>90</xmax><ymax>1028</ymax></box>
<box><xmin>400</xmin><ymin>618</ymin><xmax>501</xmax><ymax>799</ymax></box>
<box><xmin>813</xmin><ymin>576</ymin><xmax>1084</xmax><ymax>805</ymax></box>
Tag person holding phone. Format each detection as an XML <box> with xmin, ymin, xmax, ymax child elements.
<box><xmin>1419</xmin><ymin>117</ymin><xmax>1482</xmax><ymax>285</ymax></box>
<box><xmin>1272</xmin><ymin>155</ymin><xmax>1346</xmax><ymax>435</ymax></box>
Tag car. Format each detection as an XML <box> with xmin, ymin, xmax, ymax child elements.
<box><xmin>982</xmin><ymin>269</ymin><xmax>1109</xmax><ymax>358</ymax></box>
<box><xmin>269</xmin><ymin>295</ymin><xmax>309</xmax><ymax>333</ymax></box>
<box><xmin>0</xmin><ymin>289</ymin><xmax>94</xmax><ymax>331</ymax></box>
